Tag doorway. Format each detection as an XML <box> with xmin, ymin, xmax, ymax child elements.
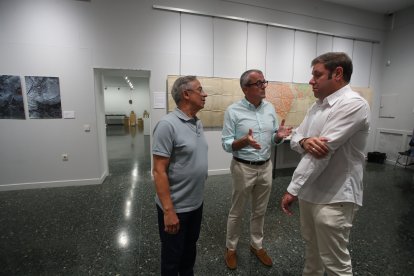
<box><xmin>94</xmin><ymin>68</ymin><xmax>151</xmax><ymax>176</ymax></box>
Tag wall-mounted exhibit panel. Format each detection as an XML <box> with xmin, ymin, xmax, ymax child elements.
<box><xmin>246</xmin><ymin>23</ymin><xmax>267</xmax><ymax>71</ymax></box>
<box><xmin>167</xmin><ymin>75</ymin><xmax>372</xmax><ymax>129</ymax></box>
<box><xmin>266</xmin><ymin>27</ymin><xmax>294</xmax><ymax>82</ymax></box>
<box><xmin>180</xmin><ymin>14</ymin><xmax>213</xmax><ymax>76</ymax></box>
<box><xmin>213</xmin><ymin>18</ymin><xmax>247</xmax><ymax>78</ymax></box>
<box><xmin>333</xmin><ymin>37</ymin><xmax>354</xmax><ymax>58</ymax></box>
<box><xmin>316</xmin><ymin>34</ymin><xmax>333</xmax><ymax>56</ymax></box>
<box><xmin>293</xmin><ymin>31</ymin><xmax>317</xmax><ymax>84</ymax></box>
<box><xmin>352</xmin><ymin>41</ymin><xmax>373</xmax><ymax>87</ymax></box>
<box><xmin>165</xmin><ymin>7</ymin><xmax>376</xmax><ymax>89</ymax></box>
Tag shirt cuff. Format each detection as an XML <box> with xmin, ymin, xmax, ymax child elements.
<box><xmin>273</xmin><ymin>132</ymin><xmax>284</xmax><ymax>145</ymax></box>
<box><xmin>275</xmin><ymin>137</ymin><xmax>284</xmax><ymax>145</ymax></box>
<box><xmin>287</xmin><ymin>183</ymin><xmax>300</xmax><ymax>196</ymax></box>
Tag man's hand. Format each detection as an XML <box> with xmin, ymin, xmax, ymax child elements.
<box><xmin>302</xmin><ymin>136</ymin><xmax>329</xmax><ymax>158</ymax></box>
<box><xmin>164</xmin><ymin>209</ymin><xmax>180</xmax><ymax>234</ymax></box>
<box><xmin>281</xmin><ymin>192</ymin><xmax>297</xmax><ymax>216</ymax></box>
<box><xmin>276</xmin><ymin>119</ymin><xmax>292</xmax><ymax>140</ymax></box>
<box><xmin>246</xmin><ymin>128</ymin><xmax>261</xmax><ymax>149</ymax></box>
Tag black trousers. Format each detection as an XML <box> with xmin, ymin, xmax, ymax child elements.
<box><xmin>157</xmin><ymin>204</ymin><xmax>203</xmax><ymax>276</ymax></box>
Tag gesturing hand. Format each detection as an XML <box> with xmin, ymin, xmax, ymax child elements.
<box><xmin>276</xmin><ymin>119</ymin><xmax>292</xmax><ymax>139</ymax></box>
<box><xmin>247</xmin><ymin>128</ymin><xmax>261</xmax><ymax>149</ymax></box>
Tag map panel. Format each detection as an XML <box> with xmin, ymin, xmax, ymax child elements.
<box><xmin>167</xmin><ymin>76</ymin><xmax>372</xmax><ymax>128</ymax></box>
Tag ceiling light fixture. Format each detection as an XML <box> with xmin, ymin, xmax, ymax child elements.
<box><xmin>125</xmin><ymin>76</ymin><xmax>134</xmax><ymax>90</ymax></box>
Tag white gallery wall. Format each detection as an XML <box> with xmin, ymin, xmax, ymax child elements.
<box><xmin>375</xmin><ymin>6</ymin><xmax>414</xmax><ymax>162</ymax></box>
<box><xmin>0</xmin><ymin>0</ymin><xmax>412</xmax><ymax>190</ymax></box>
<box><xmin>104</xmin><ymin>78</ymin><xmax>150</xmax><ymax>118</ymax></box>
<box><xmin>0</xmin><ymin>0</ymin><xmax>103</xmax><ymax>190</ymax></box>
<box><xmin>104</xmin><ymin>87</ymin><xmax>135</xmax><ymax>116</ymax></box>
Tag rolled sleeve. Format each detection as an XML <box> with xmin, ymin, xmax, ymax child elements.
<box><xmin>222</xmin><ymin>136</ymin><xmax>235</xmax><ymax>152</ymax></box>
<box><xmin>221</xmin><ymin>108</ymin><xmax>236</xmax><ymax>153</ymax></box>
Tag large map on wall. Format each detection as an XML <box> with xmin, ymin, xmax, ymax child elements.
<box><xmin>167</xmin><ymin>75</ymin><xmax>372</xmax><ymax>128</ymax></box>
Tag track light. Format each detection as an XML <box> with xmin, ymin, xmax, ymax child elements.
<box><xmin>124</xmin><ymin>76</ymin><xmax>134</xmax><ymax>90</ymax></box>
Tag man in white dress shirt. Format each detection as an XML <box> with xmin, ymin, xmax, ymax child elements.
<box><xmin>281</xmin><ymin>52</ymin><xmax>370</xmax><ymax>276</ymax></box>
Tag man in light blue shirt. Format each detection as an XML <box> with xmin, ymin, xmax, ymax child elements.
<box><xmin>222</xmin><ymin>69</ymin><xmax>291</xmax><ymax>270</ymax></box>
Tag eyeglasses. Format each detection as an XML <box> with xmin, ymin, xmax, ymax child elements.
<box><xmin>246</xmin><ymin>80</ymin><xmax>269</xmax><ymax>88</ymax></box>
<box><xmin>186</xmin><ymin>87</ymin><xmax>207</xmax><ymax>95</ymax></box>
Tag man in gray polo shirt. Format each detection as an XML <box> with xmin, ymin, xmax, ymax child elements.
<box><xmin>152</xmin><ymin>75</ymin><xmax>208</xmax><ymax>276</ymax></box>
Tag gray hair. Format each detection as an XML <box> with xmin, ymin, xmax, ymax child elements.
<box><xmin>171</xmin><ymin>75</ymin><xmax>197</xmax><ymax>104</ymax></box>
<box><xmin>240</xmin><ymin>69</ymin><xmax>263</xmax><ymax>88</ymax></box>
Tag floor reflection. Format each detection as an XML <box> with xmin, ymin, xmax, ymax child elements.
<box><xmin>0</xmin><ymin>126</ymin><xmax>413</xmax><ymax>275</ymax></box>
<box><xmin>107</xmin><ymin>124</ymin><xmax>150</xmax><ymax>255</ymax></box>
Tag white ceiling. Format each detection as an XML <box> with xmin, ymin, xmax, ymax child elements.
<box><xmin>322</xmin><ymin>0</ymin><xmax>414</xmax><ymax>14</ymax></box>
<box><xmin>103</xmin><ymin>69</ymin><xmax>150</xmax><ymax>89</ymax></box>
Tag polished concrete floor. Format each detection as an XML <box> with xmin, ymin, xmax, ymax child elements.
<box><xmin>1</xmin><ymin>125</ymin><xmax>413</xmax><ymax>275</ymax></box>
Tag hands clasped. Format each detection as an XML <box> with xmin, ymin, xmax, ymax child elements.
<box><xmin>302</xmin><ymin>136</ymin><xmax>329</xmax><ymax>158</ymax></box>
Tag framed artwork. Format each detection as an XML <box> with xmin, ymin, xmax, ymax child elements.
<box><xmin>25</xmin><ymin>76</ymin><xmax>62</xmax><ymax>119</ymax></box>
<box><xmin>0</xmin><ymin>75</ymin><xmax>25</xmax><ymax>119</ymax></box>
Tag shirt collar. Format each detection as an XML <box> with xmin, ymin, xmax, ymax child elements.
<box><xmin>241</xmin><ymin>98</ymin><xmax>264</xmax><ymax>110</ymax></box>
<box><xmin>317</xmin><ymin>84</ymin><xmax>350</xmax><ymax>107</ymax></box>
<box><xmin>174</xmin><ymin>107</ymin><xmax>198</xmax><ymax>122</ymax></box>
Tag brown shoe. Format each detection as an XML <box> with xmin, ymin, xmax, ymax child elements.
<box><xmin>250</xmin><ymin>245</ymin><xmax>273</xmax><ymax>267</ymax></box>
<box><xmin>224</xmin><ymin>248</ymin><xmax>237</xmax><ymax>270</ymax></box>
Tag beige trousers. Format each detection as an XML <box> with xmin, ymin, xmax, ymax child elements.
<box><xmin>299</xmin><ymin>199</ymin><xmax>359</xmax><ymax>276</ymax></box>
<box><xmin>226</xmin><ymin>159</ymin><xmax>272</xmax><ymax>250</ymax></box>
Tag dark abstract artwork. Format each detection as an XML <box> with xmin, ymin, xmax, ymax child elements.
<box><xmin>25</xmin><ymin>76</ymin><xmax>62</xmax><ymax>119</ymax></box>
<box><xmin>0</xmin><ymin>75</ymin><xmax>25</xmax><ymax>119</ymax></box>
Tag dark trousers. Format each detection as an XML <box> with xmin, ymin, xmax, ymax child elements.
<box><xmin>157</xmin><ymin>204</ymin><xmax>203</xmax><ymax>276</ymax></box>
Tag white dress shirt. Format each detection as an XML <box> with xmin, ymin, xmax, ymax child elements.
<box><xmin>287</xmin><ymin>85</ymin><xmax>370</xmax><ymax>206</ymax></box>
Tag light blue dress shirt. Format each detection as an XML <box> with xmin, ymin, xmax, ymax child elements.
<box><xmin>222</xmin><ymin>98</ymin><xmax>281</xmax><ymax>161</ymax></box>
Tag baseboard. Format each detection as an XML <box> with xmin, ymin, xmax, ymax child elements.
<box><xmin>208</xmin><ymin>168</ymin><xmax>230</xmax><ymax>176</ymax></box>
<box><xmin>382</xmin><ymin>159</ymin><xmax>414</xmax><ymax>169</ymax></box>
<box><xmin>149</xmin><ymin>169</ymin><xmax>231</xmax><ymax>179</ymax></box>
<box><xmin>0</xmin><ymin>170</ymin><xmax>109</xmax><ymax>192</ymax></box>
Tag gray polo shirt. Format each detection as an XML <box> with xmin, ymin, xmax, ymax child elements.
<box><xmin>152</xmin><ymin>108</ymin><xmax>208</xmax><ymax>213</ymax></box>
